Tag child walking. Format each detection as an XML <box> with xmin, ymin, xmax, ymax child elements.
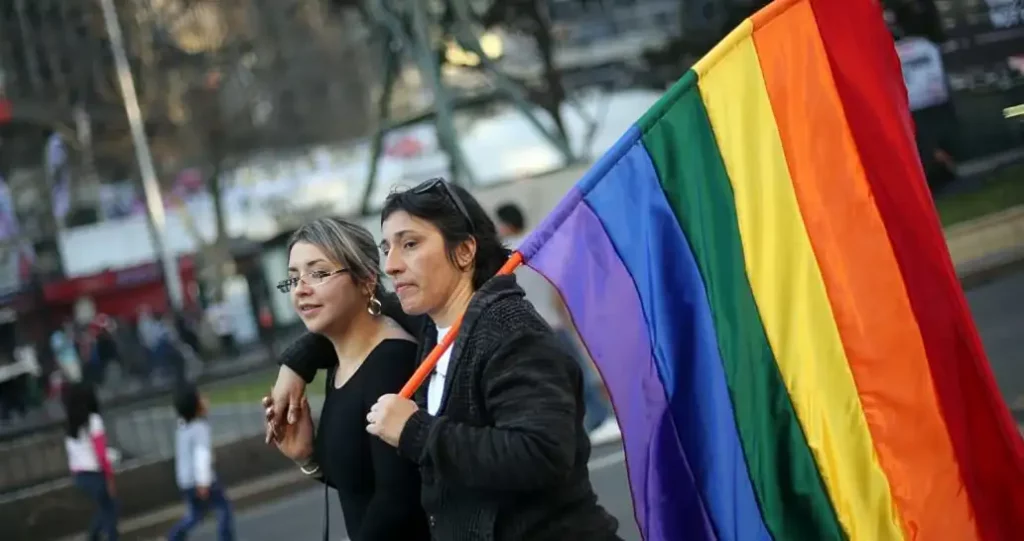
<box><xmin>63</xmin><ymin>382</ymin><xmax>119</xmax><ymax>540</ymax></box>
<box><xmin>168</xmin><ymin>385</ymin><xmax>235</xmax><ymax>541</ymax></box>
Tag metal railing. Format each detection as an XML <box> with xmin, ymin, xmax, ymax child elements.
<box><xmin>0</xmin><ymin>355</ymin><xmax>293</xmax><ymax>497</ymax></box>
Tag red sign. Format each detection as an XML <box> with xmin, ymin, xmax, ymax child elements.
<box><xmin>43</xmin><ymin>256</ymin><xmax>195</xmax><ymax>303</ymax></box>
<box><xmin>0</xmin><ymin>99</ymin><xmax>10</xmax><ymax>123</ymax></box>
<box><xmin>384</xmin><ymin>135</ymin><xmax>425</xmax><ymax>158</ymax></box>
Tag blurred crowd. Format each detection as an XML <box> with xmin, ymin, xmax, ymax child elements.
<box><xmin>0</xmin><ymin>303</ymin><xmax>237</xmax><ymax>427</ymax></box>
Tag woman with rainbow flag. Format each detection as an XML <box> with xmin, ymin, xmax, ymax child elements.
<box><xmin>266</xmin><ymin>178</ymin><xmax>622</xmax><ymax>540</ymax></box>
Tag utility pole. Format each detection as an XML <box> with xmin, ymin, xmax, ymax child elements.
<box><xmin>98</xmin><ymin>0</ymin><xmax>185</xmax><ymax>310</ymax></box>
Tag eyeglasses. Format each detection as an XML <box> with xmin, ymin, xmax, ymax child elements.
<box><xmin>276</xmin><ymin>269</ymin><xmax>348</xmax><ymax>293</ymax></box>
<box><xmin>412</xmin><ymin>177</ymin><xmax>475</xmax><ymax>233</ymax></box>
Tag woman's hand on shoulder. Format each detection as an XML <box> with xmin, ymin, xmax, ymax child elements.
<box><xmin>266</xmin><ymin>364</ymin><xmax>308</xmax><ymax>433</ymax></box>
<box><xmin>264</xmin><ymin>392</ymin><xmax>315</xmax><ymax>462</ymax></box>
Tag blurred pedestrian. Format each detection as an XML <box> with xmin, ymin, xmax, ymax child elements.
<box><xmin>63</xmin><ymin>382</ymin><xmax>119</xmax><ymax>541</ymax></box>
<box><xmin>257</xmin><ymin>303</ymin><xmax>276</xmax><ymax>360</ymax></box>
<box><xmin>174</xmin><ymin>311</ymin><xmax>203</xmax><ymax>363</ymax></box>
<box><xmin>51</xmin><ymin>320</ymin><xmax>83</xmax><ymax>385</ymax></box>
<box><xmin>495</xmin><ymin>201</ymin><xmax>621</xmax><ymax>445</ymax></box>
<box><xmin>138</xmin><ymin>307</ymin><xmax>184</xmax><ymax>386</ymax></box>
<box><xmin>926</xmin><ymin>145</ymin><xmax>958</xmax><ymax>193</ymax></box>
<box><xmin>168</xmin><ymin>384</ymin><xmax>235</xmax><ymax>541</ymax></box>
<box><xmin>82</xmin><ymin>313</ymin><xmax>118</xmax><ymax>387</ymax></box>
<box><xmin>206</xmin><ymin>302</ymin><xmax>236</xmax><ymax>358</ymax></box>
<box><xmin>0</xmin><ymin>345</ymin><xmax>42</xmax><ymax>421</ymax></box>
<box><xmin>162</xmin><ymin>312</ymin><xmax>192</xmax><ymax>383</ymax></box>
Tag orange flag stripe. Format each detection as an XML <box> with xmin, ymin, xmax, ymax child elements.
<box><xmin>751</xmin><ymin>1</ymin><xmax>977</xmax><ymax>539</ymax></box>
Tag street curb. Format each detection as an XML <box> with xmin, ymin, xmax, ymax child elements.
<box><xmin>59</xmin><ymin>469</ymin><xmax>315</xmax><ymax>541</ymax></box>
<box><xmin>958</xmin><ymin>245</ymin><xmax>1024</xmax><ymax>290</ymax></box>
<box><xmin>947</xmin><ymin>204</ymin><xmax>1024</xmax><ymax>290</ymax></box>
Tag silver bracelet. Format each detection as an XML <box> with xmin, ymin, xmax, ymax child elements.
<box><xmin>297</xmin><ymin>457</ymin><xmax>321</xmax><ymax>476</ymax></box>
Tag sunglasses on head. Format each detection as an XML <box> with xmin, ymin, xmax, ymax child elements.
<box><xmin>411</xmin><ymin>177</ymin><xmax>475</xmax><ymax>233</ymax></box>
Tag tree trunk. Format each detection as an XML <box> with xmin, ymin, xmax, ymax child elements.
<box><xmin>202</xmin><ymin>159</ymin><xmax>232</xmax><ymax>305</ymax></box>
<box><xmin>529</xmin><ymin>1</ymin><xmax>568</xmax><ymax>142</ymax></box>
<box><xmin>209</xmin><ymin>165</ymin><xmax>228</xmax><ymax>245</ymax></box>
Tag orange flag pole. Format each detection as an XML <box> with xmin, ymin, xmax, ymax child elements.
<box><xmin>398</xmin><ymin>251</ymin><xmax>524</xmax><ymax>398</ymax></box>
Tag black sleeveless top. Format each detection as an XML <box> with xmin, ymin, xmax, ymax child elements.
<box><xmin>314</xmin><ymin>339</ymin><xmax>430</xmax><ymax>541</ymax></box>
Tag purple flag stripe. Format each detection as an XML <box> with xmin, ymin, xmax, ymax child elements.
<box><xmin>526</xmin><ymin>200</ymin><xmax>714</xmax><ymax>541</ymax></box>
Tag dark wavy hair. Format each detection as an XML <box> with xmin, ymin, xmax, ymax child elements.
<box><xmin>173</xmin><ymin>384</ymin><xmax>201</xmax><ymax>422</ymax></box>
<box><xmin>381</xmin><ymin>180</ymin><xmax>510</xmax><ymax>290</ymax></box>
<box><xmin>63</xmin><ymin>382</ymin><xmax>100</xmax><ymax>438</ymax></box>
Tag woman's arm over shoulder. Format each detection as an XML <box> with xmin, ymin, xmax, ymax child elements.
<box><xmin>398</xmin><ymin>331</ymin><xmax>579</xmax><ymax>491</ymax></box>
<box><xmin>278</xmin><ymin>332</ymin><xmax>335</xmax><ymax>383</ymax></box>
<box><xmin>379</xmin><ymin>293</ymin><xmax>430</xmax><ymax>342</ymax></box>
<box><xmin>359</xmin><ymin>339</ymin><xmax>428</xmax><ymax>540</ymax></box>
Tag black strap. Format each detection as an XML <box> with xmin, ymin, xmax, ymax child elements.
<box><xmin>322</xmin><ymin>367</ymin><xmax>334</xmax><ymax>541</ymax></box>
<box><xmin>322</xmin><ymin>480</ymin><xmax>330</xmax><ymax>541</ymax></box>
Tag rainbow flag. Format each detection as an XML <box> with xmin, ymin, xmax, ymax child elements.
<box><xmin>516</xmin><ymin>0</ymin><xmax>1024</xmax><ymax>539</ymax></box>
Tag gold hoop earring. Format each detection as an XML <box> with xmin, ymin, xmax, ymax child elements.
<box><xmin>367</xmin><ymin>295</ymin><xmax>382</xmax><ymax>316</ymax></box>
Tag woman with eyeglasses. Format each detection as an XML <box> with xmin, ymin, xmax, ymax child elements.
<box><xmin>263</xmin><ymin>218</ymin><xmax>429</xmax><ymax>541</ymax></box>
<box><xmin>265</xmin><ymin>179</ymin><xmax>622</xmax><ymax>540</ymax></box>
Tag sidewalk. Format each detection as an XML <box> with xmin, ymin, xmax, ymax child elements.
<box><xmin>947</xmin><ymin>205</ymin><xmax>1024</xmax><ymax>289</ymax></box>
<box><xmin>57</xmin><ymin>469</ymin><xmax>312</xmax><ymax>541</ymax></box>
<box><xmin>955</xmin><ymin>146</ymin><xmax>1024</xmax><ymax>180</ymax></box>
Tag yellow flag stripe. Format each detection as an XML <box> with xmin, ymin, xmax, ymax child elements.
<box><xmin>695</xmin><ymin>22</ymin><xmax>903</xmax><ymax>540</ymax></box>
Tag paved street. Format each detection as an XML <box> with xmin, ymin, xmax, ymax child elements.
<box><xmin>184</xmin><ymin>270</ymin><xmax>1024</xmax><ymax>541</ymax></box>
<box><xmin>965</xmin><ymin>271</ymin><xmax>1024</xmax><ymax>420</ymax></box>
<box><xmin>187</xmin><ymin>443</ymin><xmax>640</xmax><ymax>541</ymax></box>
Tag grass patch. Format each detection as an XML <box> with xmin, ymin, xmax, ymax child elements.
<box><xmin>935</xmin><ymin>164</ymin><xmax>1024</xmax><ymax>227</ymax></box>
<box><xmin>204</xmin><ymin>372</ymin><xmax>325</xmax><ymax>406</ymax></box>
